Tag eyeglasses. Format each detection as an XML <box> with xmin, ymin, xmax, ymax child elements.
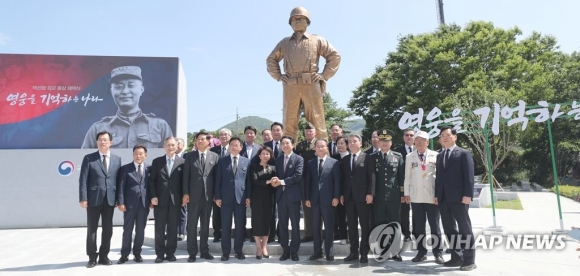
<box><xmin>404</xmin><ymin>134</ymin><xmax>414</xmax><ymax>137</ymax></box>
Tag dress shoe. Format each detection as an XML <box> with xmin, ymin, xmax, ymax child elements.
<box><xmin>98</xmin><ymin>257</ymin><xmax>112</xmax><ymax>265</ymax></box>
<box><xmin>187</xmin><ymin>255</ymin><xmax>196</xmax><ymax>262</ymax></box>
<box><xmin>117</xmin><ymin>256</ymin><xmax>129</xmax><ymax>264</ymax></box>
<box><xmin>235</xmin><ymin>253</ymin><xmax>245</xmax><ymax>260</ymax></box>
<box><xmin>445</xmin><ymin>248</ymin><xmax>451</xmax><ymax>253</ymax></box>
<box><xmin>339</xmin><ymin>239</ymin><xmax>347</xmax><ymax>245</ymax></box>
<box><xmin>326</xmin><ymin>255</ymin><xmax>334</xmax><ymax>261</ymax></box>
<box><xmin>249</xmin><ymin>238</ymin><xmax>255</xmax><ymax>242</ymax></box>
<box><xmin>309</xmin><ymin>253</ymin><xmax>323</xmax><ymax>260</ymax></box>
<box><xmin>263</xmin><ymin>255</ymin><xmax>270</xmax><ymax>259</ymax></box>
<box><xmin>267</xmin><ymin>239</ymin><xmax>275</xmax><ymax>243</ymax></box>
<box><xmin>213</xmin><ymin>238</ymin><xmax>221</xmax><ymax>243</ymax></box>
<box><xmin>86</xmin><ymin>260</ymin><xmax>97</xmax><ymax>268</ymax></box>
<box><xmin>344</xmin><ymin>253</ymin><xmax>359</xmax><ymax>262</ymax></box>
<box><xmin>221</xmin><ymin>254</ymin><xmax>229</xmax><ymax>261</ymax></box>
<box><xmin>411</xmin><ymin>253</ymin><xmax>426</xmax><ymax>262</ymax></box>
<box><xmin>434</xmin><ymin>253</ymin><xmax>444</xmax><ymax>264</ymax></box>
<box><xmin>177</xmin><ymin>234</ymin><xmax>184</xmax><ymax>241</ymax></box>
<box><xmin>134</xmin><ymin>254</ymin><xmax>143</xmax><ymax>263</ymax></box>
<box><xmin>360</xmin><ymin>255</ymin><xmax>368</xmax><ymax>263</ymax></box>
<box><xmin>256</xmin><ymin>255</ymin><xmax>262</xmax><ymax>260</ymax></box>
<box><xmin>444</xmin><ymin>259</ymin><xmax>463</xmax><ymax>267</ymax></box>
<box><xmin>460</xmin><ymin>263</ymin><xmax>477</xmax><ymax>271</ymax></box>
<box><xmin>166</xmin><ymin>255</ymin><xmax>177</xmax><ymax>262</ymax></box>
<box><xmin>291</xmin><ymin>252</ymin><xmax>299</xmax><ymax>261</ymax></box>
<box><xmin>391</xmin><ymin>254</ymin><xmax>403</xmax><ymax>262</ymax></box>
<box><xmin>200</xmin><ymin>253</ymin><xmax>214</xmax><ymax>260</ymax></box>
<box><xmin>279</xmin><ymin>252</ymin><xmax>290</xmax><ymax>261</ymax></box>
<box><xmin>300</xmin><ymin>236</ymin><xmax>313</xmax><ymax>242</ymax></box>
<box><xmin>155</xmin><ymin>256</ymin><xmax>164</xmax><ymax>263</ymax></box>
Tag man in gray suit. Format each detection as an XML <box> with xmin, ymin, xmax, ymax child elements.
<box><xmin>116</xmin><ymin>144</ymin><xmax>150</xmax><ymax>264</ymax></box>
<box><xmin>148</xmin><ymin>137</ymin><xmax>185</xmax><ymax>263</ymax></box>
<box><xmin>79</xmin><ymin>131</ymin><xmax>122</xmax><ymax>268</ymax></box>
<box><xmin>182</xmin><ymin>132</ymin><xmax>219</xmax><ymax>262</ymax></box>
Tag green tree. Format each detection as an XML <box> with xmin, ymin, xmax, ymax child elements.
<box><xmin>349</xmin><ymin>21</ymin><xmax>560</xmax><ymax>182</ymax></box>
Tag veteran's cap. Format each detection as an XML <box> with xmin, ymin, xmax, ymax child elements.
<box><xmin>42</xmin><ymin>56</ymin><xmax>70</xmax><ymax>69</ymax></box>
<box><xmin>378</xmin><ymin>129</ymin><xmax>395</xmax><ymax>141</ymax></box>
<box><xmin>415</xmin><ymin>131</ymin><xmax>429</xmax><ymax>140</ymax></box>
<box><xmin>305</xmin><ymin>122</ymin><xmax>315</xmax><ymax>129</ymax></box>
<box><xmin>109</xmin><ymin>66</ymin><xmax>142</xmax><ymax>83</ymax></box>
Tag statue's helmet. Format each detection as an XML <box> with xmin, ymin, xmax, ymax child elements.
<box><xmin>288</xmin><ymin>7</ymin><xmax>310</xmax><ymax>25</ymax></box>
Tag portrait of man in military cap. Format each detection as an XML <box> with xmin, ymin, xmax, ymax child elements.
<box><xmin>42</xmin><ymin>55</ymin><xmax>70</xmax><ymax>86</ymax></box>
<box><xmin>81</xmin><ymin>65</ymin><xmax>173</xmax><ymax>149</ymax></box>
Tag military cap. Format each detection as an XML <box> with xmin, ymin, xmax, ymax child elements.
<box><xmin>304</xmin><ymin>122</ymin><xmax>315</xmax><ymax>129</ymax></box>
<box><xmin>42</xmin><ymin>56</ymin><xmax>70</xmax><ymax>69</ymax></box>
<box><xmin>109</xmin><ymin>65</ymin><xmax>142</xmax><ymax>83</ymax></box>
<box><xmin>2</xmin><ymin>55</ymin><xmax>25</xmax><ymax>68</ymax></box>
<box><xmin>378</xmin><ymin>129</ymin><xmax>395</xmax><ymax>141</ymax></box>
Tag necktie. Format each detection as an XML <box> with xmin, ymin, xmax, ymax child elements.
<box><xmin>351</xmin><ymin>154</ymin><xmax>356</xmax><ymax>170</ymax></box>
<box><xmin>383</xmin><ymin>152</ymin><xmax>388</xmax><ymax>161</ymax></box>
<box><xmin>102</xmin><ymin>155</ymin><xmax>108</xmax><ymax>173</ymax></box>
<box><xmin>167</xmin><ymin>158</ymin><xmax>173</xmax><ymax>172</ymax></box>
<box><xmin>274</xmin><ymin>142</ymin><xmax>279</xmax><ymax>157</ymax></box>
<box><xmin>307</xmin><ymin>141</ymin><xmax>311</xmax><ymax>151</ymax></box>
<box><xmin>284</xmin><ymin>155</ymin><xmax>289</xmax><ymax>173</ymax></box>
<box><xmin>318</xmin><ymin>159</ymin><xmax>323</xmax><ymax>176</ymax></box>
<box><xmin>221</xmin><ymin>147</ymin><xmax>226</xmax><ymax>157</ymax></box>
<box><xmin>137</xmin><ymin>164</ymin><xmax>143</xmax><ymax>181</ymax></box>
<box><xmin>332</xmin><ymin>142</ymin><xmax>337</xmax><ymax>155</ymax></box>
<box><xmin>419</xmin><ymin>153</ymin><xmax>424</xmax><ymax>162</ymax></box>
<box><xmin>200</xmin><ymin>153</ymin><xmax>205</xmax><ymax>173</ymax></box>
<box><xmin>444</xmin><ymin>149</ymin><xmax>450</xmax><ymax>167</ymax></box>
<box><xmin>233</xmin><ymin>156</ymin><xmax>238</xmax><ymax>174</ymax></box>
<box><xmin>408</xmin><ymin>146</ymin><xmax>413</xmax><ymax>153</ymax></box>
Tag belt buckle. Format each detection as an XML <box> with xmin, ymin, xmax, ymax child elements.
<box><xmin>301</xmin><ymin>73</ymin><xmax>312</xmax><ymax>84</ymax></box>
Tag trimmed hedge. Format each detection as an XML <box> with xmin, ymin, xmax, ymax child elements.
<box><xmin>551</xmin><ymin>185</ymin><xmax>580</xmax><ymax>202</ymax></box>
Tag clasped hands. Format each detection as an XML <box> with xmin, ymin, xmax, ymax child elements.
<box><xmin>270</xmin><ymin>177</ymin><xmax>281</xmax><ymax>187</ymax></box>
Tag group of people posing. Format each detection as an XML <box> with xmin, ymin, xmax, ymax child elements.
<box><xmin>78</xmin><ymin>121</ymin><xmax>477</xmax><ymax>272</ymax></box>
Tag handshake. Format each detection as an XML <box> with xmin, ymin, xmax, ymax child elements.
<box><xmin>268</xmin><ymin>177</ymin><xmax>282</xmax><ymax>187</ymax></box>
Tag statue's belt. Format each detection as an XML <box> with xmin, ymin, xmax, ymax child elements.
<box><xmin>286</xmin><ymin>72</ymin><xmax>315</xmax><ymax>85</ymax></box>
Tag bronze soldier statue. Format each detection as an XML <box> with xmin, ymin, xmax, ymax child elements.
<box><xmin>267</xmin><ymin>7</ymin><xmax>341</xmax><ymax>141</ymax></box>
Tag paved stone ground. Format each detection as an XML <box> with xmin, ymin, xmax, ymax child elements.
<box><xmin>1</xmin><ymin>191</ymin><xmax>579</xmax><ymax>275</ymax></box>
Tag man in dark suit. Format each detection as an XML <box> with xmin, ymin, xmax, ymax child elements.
<box><xmin>364</xmin><ymin>130</ymin><xmax>380</xmax><ymax>154</ymax></box>
<box><xmin>241</xmin><ymin>125</ymin><xmax>261</xmax><ymax>241</ymax></box>
<box><xmin>148</xmin><ymin>137</ymin><xmax>184</xmax><ymax>263</ymax></box>
<box><xmin>210</xmin><ymin>128</ymin><xmax>231</xmax><ymax>242</ymax></box>
<box><xmin>327</xmin><ymin>124</ymin><xmax>343</xmax><ymax>156</ymax></box>
<box><xmin>272</xmin><ymin>135</ymin><xmax>304</xmax><ymax>261</ymax></box>
<box><xmin>435</xmin><ymin>127</ymin><xmax>476</xmax><ymax>271</ymax></box>
<box><xmin>295</xmin><ymin>123</ymin><xmax>317</xmax><ymax>243</ymax></box>
<box><xmin>116</xmin><ymin>144</ymin><xmax>150</xmax><ymax>264</ymax></box>
<box><xmin>215</xmin><ymin>137</ymin><xmax>252</xmax><ymax>261</ymax></box>
<box><xmin>341</xmin><ymin>134</ymin><xmax>375</xmax><ymax>264</ymax></box>
<box><xmin>305</xmin><ymin>138</ymin><xmax>341</xmax><ymax>261</ymax></box>
<box><xmin>263</xmin><ymin>122</ymin><xmax>284</xmax><ymax>243</ymax></box>
<box><xmin>241</xmin><ymin>125</ymin><xmax>261</xmax><ymax>163</ymax></box>
<box><xmin>182</xmin><ymin>132</ymin><xmax>219</xmax><ymax>262</ymax></box>
<box><xmin>394</xmin><ymin>129</ymin><xmax>415</xmax><ymax>242</ymax></box>
<box><xmin>79</xmin><ymin>131</ymin><xmax>122</xmax><ymax>268</ymax></box>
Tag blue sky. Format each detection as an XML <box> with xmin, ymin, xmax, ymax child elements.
<box><xmin>1</xmin><ymin>0</ymin><xmax>579</xmax><ymax>132</ymax></box>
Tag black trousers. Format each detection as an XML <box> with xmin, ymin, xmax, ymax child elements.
<box><xmin>120</xmin><ymin>202</ymin><xmax>150</xmax><ymax>256</ymax></box>
<box><xmin>334</xmin><ymin>203</ymin><xmax>348</xmax><ymax>240</ymax></box>
<box><xmin>220</xmin><ymin>199</ymin><xmax>247</xmax><ymax>255</ymax></box>
<box><xmin>187</xmin><ymin>198</ymin><xmax>212</xmax><ymax>255</ymax></box>
<box><xmin>86</xmin><ymin>195</ymin><xmax>114</xmax><ymax>260</ymax></box>
<box><xmin>400</xmin><ymin>202</ymin><xmax>411</xmax><ymax>239</ymax></box>
<box><xmin>411</xmin><ymin>202</ymin><xmax>442</xmax><ymax>254</ymax></box>
<box><xmin>153</xmin><ymin>203</ymin><xmax>181</xmax><ymax>258</ymax></box>
<box><xmin>268</xmin><ymin>189</ymin><xmax>279</xmax><ymax>241</ymax></box>
<box><xmin>345</xmin><ymin>200</ymin><xmax>371</xmax><ymax>256</ymax></box>
<box><xmin>278</xmin><ymin>193</ymin><xmax>301</xmax><ymax>254</ymax></box>
<box><xmin>439</xmin><ymin>201</ymin><xmax>476</xmax><ymax>265</ymax></box>
<box><xmin>212</xmin><ymin>202</ymin><xmax>222</xmax><ymax>239</ymax></box>
<box><xmin>312</xmin><ymin>203</ymin><xmax>335</xmax><ymax>256</ymax></box>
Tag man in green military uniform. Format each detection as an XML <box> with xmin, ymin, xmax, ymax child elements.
<box><xmin>294</xmin><ymin>122</ymin><xmax>318</xmax><ymax>242</ymax></box>
<box><xmin>372</xmin><ymin>129</ymin><xmax>405</xmax><ymax>261</ymax></box>
<box><xmin>81</xmin><ymin>66</ymin><xmax>173</xmax><ymax>149</ymax></box>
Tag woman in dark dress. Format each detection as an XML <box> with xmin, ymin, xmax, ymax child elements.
<box><xmin>250</xmin><ymin>146</ymin><xmax>276</xmax><ymax>259</ymax></box>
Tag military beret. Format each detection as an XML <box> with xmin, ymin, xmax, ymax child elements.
<box><xmin>305</xmin><ymin>122</ymin><xmax>315</xmax><ymax>130</ymax></box>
